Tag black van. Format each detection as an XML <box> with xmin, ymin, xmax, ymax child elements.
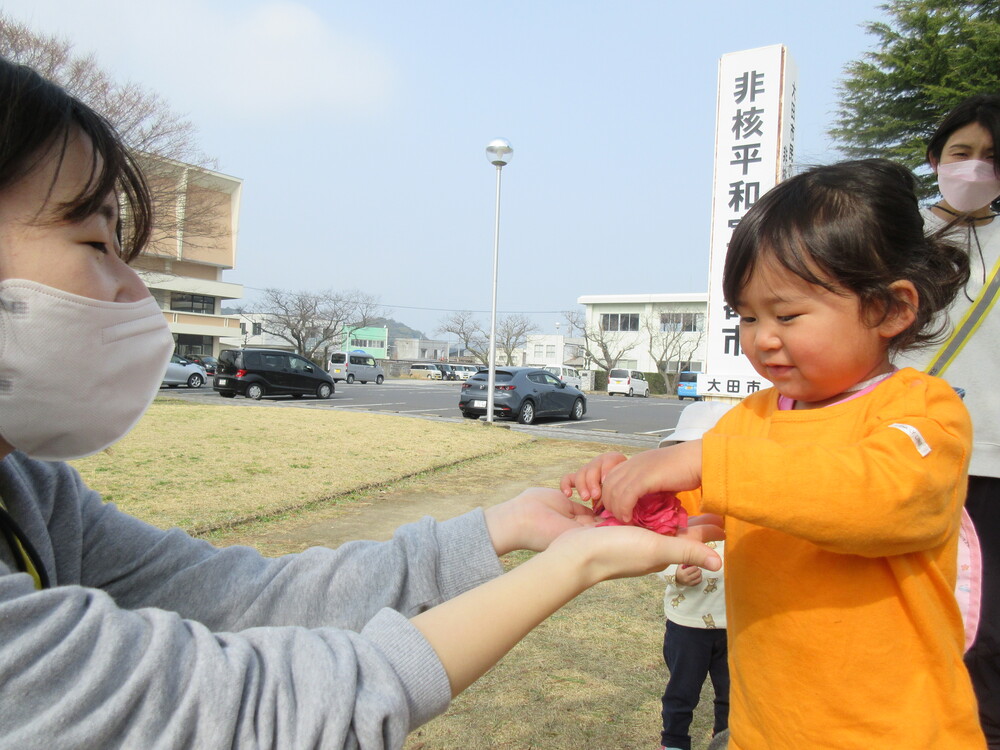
<box><xmin>214</xmin><ymin>348</ymin><xmax>335</xmax><ymax>400</ymax></box>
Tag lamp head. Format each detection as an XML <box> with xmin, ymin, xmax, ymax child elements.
<box><xmin>485</xmin><ymin>138</ymin><xmax>513</xmax><ymax>166</ymax></box>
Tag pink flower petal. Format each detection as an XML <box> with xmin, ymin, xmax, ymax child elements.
<box><xmin>596</xmin><ymin>491</ymin><xmax>687</xmax><ymax>536</ymax></box>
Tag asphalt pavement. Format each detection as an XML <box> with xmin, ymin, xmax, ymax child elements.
<box><xmin>158</xmin><ymin>377</ymin><xmax>688</xmax><ymax>448</ymax></box>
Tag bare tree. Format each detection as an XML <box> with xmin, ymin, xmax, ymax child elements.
<box><xmin>645</xmin><ymin>310</ymin><xmax>705</xmax><ymax>390</ymax></box>
<box><xmin>437</xmin><ymin>311</ymin><xmax>489</xmax><ymax>364</ymax></box>
<box><xmin>0</xmin><ymin>14</ymin><xmax>225</xmax><ymax>250</ymax></box>
<box><xmin>250</xmin><ymin>289</ymin><xmax>382</xmax><ymax>363</ymax></box>
<box><xmin>565</xmin><ymin>310</ymin><xmax>633</xmax><ymax>373</ymax></box>
<box><xmin>496</xmin><ymin>314</ymin><xmax>538</xmax><ymax>366</ymax></box>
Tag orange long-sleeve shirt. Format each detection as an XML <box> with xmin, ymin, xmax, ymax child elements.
<box><xmin>697</xmin><ymin>368</ymin><xmax>985</xmax><ymax>749</ymax></box>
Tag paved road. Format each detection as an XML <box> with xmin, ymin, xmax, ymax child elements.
<box><xmin>159</xmin><ymin>379</ymin><xmax>692</xmax><ymax>448</ymax></box>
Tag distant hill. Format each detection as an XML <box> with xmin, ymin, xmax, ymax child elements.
<box><xmin>370</xmin><ymin>317</ymin><xmax>426</xmax><ymax>342</ymax></box>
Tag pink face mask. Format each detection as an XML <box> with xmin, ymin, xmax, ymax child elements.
<box><xmin>937</xmin><ymin>159</ymin><xmax>1000</xmax><ymax>212</ymax></box>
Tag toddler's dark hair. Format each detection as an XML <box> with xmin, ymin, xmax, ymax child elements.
<box><xmin>0</xmin><ymin>57</ymin><xmax>151</xmax><ymax>260</ymax></box>
<box><xmin>723</xmin><ymin>159</ymin><xmax>970</xmax><ymax>353</ymax></box>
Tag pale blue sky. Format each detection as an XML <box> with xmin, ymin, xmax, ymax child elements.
<box><xmin>4</xmin><ymin>1</ymin><xmax>888</xmax><ymax>336</ymax></box>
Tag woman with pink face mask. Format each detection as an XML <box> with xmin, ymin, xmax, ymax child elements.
<box><xmin>897</xmin><ymin>94</ymin><xmax>1000</xmax><ymax>748</ymax></box>
<box><xmin>0</xmin><ymin>58</ymin><xmax>726</xmax><ymax>748</ymax></box>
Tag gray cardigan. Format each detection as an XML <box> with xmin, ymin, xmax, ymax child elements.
<box><xmin>0</xmin><ymin>452</ymin><xmax>504</xmax><ymax>748</ymax></box>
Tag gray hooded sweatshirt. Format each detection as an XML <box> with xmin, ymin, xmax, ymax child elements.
<box><xmin>0</xmin><ymin>452</ymin><xmax>503</xmax><ymax>748</ymax></box>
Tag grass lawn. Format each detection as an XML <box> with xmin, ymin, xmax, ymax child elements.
<box><xmin>69</xmin><ymin>397</ymin><xmax>722</xmax><ymax>750</ymax></box>
<box><xmin>70</xmin><ymin>397</ymin><xmax>533</xmax><ymax>532</ymax></box>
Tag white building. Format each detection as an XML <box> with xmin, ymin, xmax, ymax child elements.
<box><xmin>576</xmin><ymin>293</ymin><xmax>708</xmax><ymax>374</ymax></box>
<box><xmin>392</xmin><ymin>338</ymin><xmax>449</xmax><ymax>361</ymax></box>
<box><xmin>525</xmin><ymin>334</ymin><xmax>586</xmax><ymax>368</ymax></box>
<box><xmin>220</xmin><ymin>312</ymin><xmax>294</xmax><ymax>351</ymax></box>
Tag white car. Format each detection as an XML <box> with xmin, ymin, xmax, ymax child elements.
<box><xmin>161</xmin><ymin>354</ymin><xmax>207</xmax><ymax>389</ymax></box>
<box><xmin>451</xmin><ymin>364</ymin><xmax>479</xmax><ymax>379</ymax></box>
<box><xmin>544</xmin><ymin>365</ymin><xmax>583</xmax><ymax>389</ymax></box>
<box><xmin>408</xmin><ymin>363</ymin><xmax>443</xmax><ymax>379</ymax></box>
<box><xmin>607</xmin><ymin>368</ymin><xmax>650</xmax><ymax>397</ymax></box>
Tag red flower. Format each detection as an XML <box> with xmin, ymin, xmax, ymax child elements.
<box><xmin>595</xmin><ymin>491</ymin><xmax>688</xmax><ymax>536</ymax></box>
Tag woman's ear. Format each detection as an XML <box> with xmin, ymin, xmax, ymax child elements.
<box><xmin>879</xmin><ymin>280</ymin><xmax>919</xmax><ymax>338</ymax></box>
<box><xmin>928</xmin><ymin>154</ymin><xmax>939</xmax><ymax>173</ymax></box>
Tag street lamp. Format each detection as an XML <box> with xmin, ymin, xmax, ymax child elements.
<box><xmin>484</xmin><ymin>138</ymin><xmax>512</xmax><ymax>423</ymax></box>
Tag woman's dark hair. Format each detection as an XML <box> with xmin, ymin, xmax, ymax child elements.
<box><xmin>723</xmin><ymin>159</ymin><xmax>970</xmax><ymax>353</ymax></box>
<box><xmin>926</xmin><ymin>94</ymin><xmax>1000</xmax><ymax>176</ymax></box>
<box><xmin>0</xmin><ymin>58</ymin><xmax>151</xmax><ymax>260</ymax></box>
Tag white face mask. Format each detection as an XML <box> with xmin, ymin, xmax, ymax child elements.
<box><xmin>937</xmin><ymin>159</ymin><xmax>1000</xmax><ymax>212</ymax></box>
<box><xmin>0</xmin><ymin>279</ymin><xmax>174</xmax><ymax>461</ymax></box>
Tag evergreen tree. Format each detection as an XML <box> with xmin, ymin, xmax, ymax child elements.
<box><xmin>830</xmin><ymin>1</ymin><xmax>1000</xmax><ymax>197</ymax></box>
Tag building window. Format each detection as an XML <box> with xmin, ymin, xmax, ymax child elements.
<box><xmin>546</xmin><ymin>344</ymin><xmax>556</xmax><ymax>357</ymax></box>
<box><xmin>600</xmin><ymin>313</ymin><xmax>639</xmax><ymax>332</ymax></box>
<box><xmin>350</xmin><ymin>338</ymin><xmax>383</xmax><ymax>349</ymax></box>
<box><xmin>660</xmin><ymin>312</ymin><xmax>704</xmax><ymax>333</ymax></box>
<box><xmin>176</xmin><ymin>334</ymin><xmax>211</xmax><ymax>357</ymax></box>
<box><xmin>170</xmin><ymin>293</ymin><xmax>215</xmax><ymax>315</ymax></box>
<box><xmin>533</xmin><ymin>344</ymin><xmax>544</xmax><ymax>358</ymax></box>
<box><xmin>252</xmin><ymin>322</ymin><xmax>263</xmax><ymax>336</ymax></box>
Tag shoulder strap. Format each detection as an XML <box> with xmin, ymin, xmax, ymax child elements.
<box><xmin>926</xmin><ymin>248</ymin><xmax>1000</xmax><ymax>377</ymax></box>
<box><xmin>0</xmin><ymin>497</ymin><xmax>47</xmax><ymax>590</ymax></box>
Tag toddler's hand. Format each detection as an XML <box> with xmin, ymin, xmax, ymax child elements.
<box><xmin>601</xmin><ymin>440</ymin><xmax>703</xmax><ymax>523</ymax></box>
<box><xmin>560</xmin><ymin>451</ymin><xmax>628</xmax><ymax>504</ymax></box>
<box><xmin>674</xmin><ymin>563</ymin><xmax>703</xmax><ymax>587</ymax></box>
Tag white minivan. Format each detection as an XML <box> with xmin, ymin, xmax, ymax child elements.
<box><xmin>543</xmin><ymin>365</ymin><xmax>583</xmax><ymax>389</ymax></box>
<box><xmin>328</xmin><ymin>351</ymin><xmax>385</xmax><ymax>384</ymax></box>
<box><xmin>408</xmin><ymin>363</ymin><xmax>443</xmax><ymax>379</ymax></box>
<box><xmin>607</xmin><ymin>368</ymin><xmax>650</xmax><ymax>397</ymax></box>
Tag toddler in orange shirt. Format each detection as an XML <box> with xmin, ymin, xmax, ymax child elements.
<box><xmin>563</xmin><ymin>160</ymin><xmax>986</xmax><ymax>749</ymax></box>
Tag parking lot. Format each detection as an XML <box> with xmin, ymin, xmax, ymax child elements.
<box><xmin>159</xmin><ymin>378</ymin><xmax>691</xmax><ymax>448</ymax></box>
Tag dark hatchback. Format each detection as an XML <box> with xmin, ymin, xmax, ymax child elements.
<box><xmin>214</xmin><ymin>348</ymin><xmax>335</xmax><ymax>400</ymax></box>
<box><xmin>459</xmin><ymin>367</ymin><xmax>586</xmax><ymax>424</ymax></box>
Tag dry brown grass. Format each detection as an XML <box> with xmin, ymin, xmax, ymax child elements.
<box><xmin>69</xmin><ymin>398</ymin><xmax>533</xmax><ymax>532</ymax></box>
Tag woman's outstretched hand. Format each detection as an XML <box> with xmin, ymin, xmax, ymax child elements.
<box><xmin>545</xmin><ymin>519</ymin><xmax>723</xmax><ymax>586</ymax></box>
<box><xmin>484</xmin><ymin>487</ymin><xmax>598</xmax><ymax>555</ymax></box>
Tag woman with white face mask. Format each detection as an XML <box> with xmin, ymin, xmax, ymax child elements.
<box><xmin>0</xmin><ymin>59</ymin><xmax>722</xmax><ymax>748</ymax></box>
<box><xmin>896</xmin><ymin>94</ymin><xmax>1000</xmax><ymax>748</ymax></box>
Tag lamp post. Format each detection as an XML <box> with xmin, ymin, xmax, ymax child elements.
<box><xmin>484</xmin><ymin>138</ymin><xmax>512</xmax><ymax>423</ymax></box>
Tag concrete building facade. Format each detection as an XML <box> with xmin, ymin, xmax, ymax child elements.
<box><xmin>576</xmin><ymin>293</ymin><xmax>708</xmax><ymax>375</ymax></box>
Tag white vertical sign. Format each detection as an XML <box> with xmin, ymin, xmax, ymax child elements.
<box><xmin>699</xmin><ymin>44</ymin><xmax>798</xmax><ymax>400</ymax></box>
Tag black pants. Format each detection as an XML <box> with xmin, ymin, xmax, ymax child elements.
<box><xmin>660</xmin><ymin>620</ymin><xmax>729</xmax><ymax>750</ymax></box>
<box><xmin>967</xmin><ymin>476</ymin><xmax>1000</xmax><ymax>747</ymax></box>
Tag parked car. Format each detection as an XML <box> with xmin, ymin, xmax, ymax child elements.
<box><xmin>213</xmin><ymin>348</ymin><xmax>335</xmax><ymax>400</ymax></box>
<box><xmin>607</xmin><ymin>368</ymin><xmax>650</xmax><ymax>397</ymax></box>
<box><xmin>162</xmin><ymin>355</ymin><xmax>208</xmax><ymax>389</ymax></box>
<box><xmin>543</xmin><ymin>365</ymin><xmax>583</xmax><ymax>389</ymax></box>
<box><xmin>676</xmin><ymin>370</ymin><xmax>701</xmax><ymax>401</ymax></box>
<box><xmin>451</xmin><ymin>364</ymin><xmax>478</xmax><ymax>379</ymax></box>
<box><xmin>408</xmin><ymin>363</ymin><xmax>443</xmax><ymax>379</ymax></box>
<box><xmin>183</xmin><ymin>354</ymin><xmax>218</xmax><ymax>374</ymax></box>
<box><xmin>328</xmin><ymin>351</ymin><xmax>385</xmax><ymax>384</ymax></box>
<box><xmin>459</xmin><ymin>367</ymin><xmax>587</xmax><ymax>424</ymax></box>
<box><xmin>435</xmin><ymin>363</ymin><xmax>458</xmax><ymax>381</ymax></box>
